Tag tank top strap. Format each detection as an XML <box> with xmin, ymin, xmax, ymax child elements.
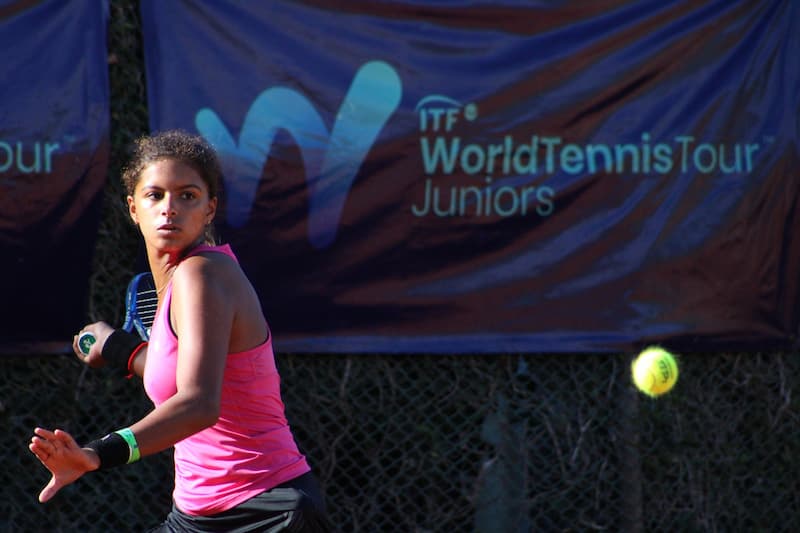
<box><xmin>183</xmin><ymin>243</ymin><xmax>237</xmax><ymax>263</ymax></box>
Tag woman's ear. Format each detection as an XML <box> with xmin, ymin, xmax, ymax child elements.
<box><xmin>206</xmin><ymin>197</ymin><xmax>218</xmax><ymax>225</ymax></box>
<box><xmin>127</xmin><ymin>195</ymin><xmax>138</xmax><ymax>225</ymax></box>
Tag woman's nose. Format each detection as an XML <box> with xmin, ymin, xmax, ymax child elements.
<box><xmin>161</xmin><ymin>196</ymin><xmax>178</xmax><ymax>216</ymax></box>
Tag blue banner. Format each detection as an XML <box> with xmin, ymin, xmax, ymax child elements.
<box><xmin>0</xmin><ymin>0</ymin><xmax>109</xmax><ymax>354</ymax></box>
<box><xmin>141</xmin><ymin>0</ymin><xmax>799</xmax><ymax>353</ymax></box>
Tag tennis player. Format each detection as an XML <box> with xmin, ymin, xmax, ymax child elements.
<box><xmin>29</xmin><ymin>130</ymin><xmax>329</xmax><ymax>532</ymax></box>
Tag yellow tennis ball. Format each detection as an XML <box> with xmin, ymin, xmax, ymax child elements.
<box><xmin>631</xmin><ymin>346</ymin><xmax>679</xmax><ymax>397</ymax></box>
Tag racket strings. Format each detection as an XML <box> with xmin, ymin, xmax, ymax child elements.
<box><xmin>136</xmin><ymin>292</ymin><xmax>158</xmax><ymax>324</ymax></box>
<box><xmin>123</xmin><ymin>273</ymin><xmax>158</xmax><ymax>341</ymax></box>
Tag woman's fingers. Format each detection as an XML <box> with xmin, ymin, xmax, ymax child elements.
<box><xmin>33</xmin><ymin>427</ymin><xmax>57</xmax><ymax>440</ymax></box>
<box><xmin>53</xmin><ymin>429</ymin><xmax>78</xmax><ymax>447</ymax></box>
<box><xmin>30</xmin><ymin>432</ymin><xmax>55</xmax><ymax>459</ymax></box>
<box><xmin>29</xmin><ymin>441</ymin><xmax>48</xmax><ymax>463</ymax></box>
<box><xmin>38</xmin><ymin>476</ymin><xmax>61</xmax><ymax>503</ymax></box>
<box><xmin>29</xmin><ymin>428</ymin><xmax>79</xmax><ymax>465</ymax></box>
<box><xmin>29</xmin><ymin>427</ymin><xmax>91</xmax><ymax>503</ymax></box>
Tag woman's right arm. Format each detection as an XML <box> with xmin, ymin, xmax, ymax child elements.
<box><xmin>74</xmin><ymin>321</ymin><xmax>148</xmax><ymax>377</ymax></box>
<box><xmin>128</xmin><ymin>345</ymin><xmax>147</xmax><ymax>377</ymax></box>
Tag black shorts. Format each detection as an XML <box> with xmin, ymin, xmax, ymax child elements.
<box><xmin>147</xmin><ymin>471</ymin><xmax>330</xmax><ymax>533</ymax></box>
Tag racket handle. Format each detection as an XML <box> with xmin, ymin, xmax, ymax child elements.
<box><xmin>78</xmin><ymin>331</ymin><xmax>96</xmax><ymax>356</ymax></box>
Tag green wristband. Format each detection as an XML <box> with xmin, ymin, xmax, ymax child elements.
<box><xmin>114</xmin><ymin>428</ymin><xmax>141</xmax><ymax>464</ymax></box>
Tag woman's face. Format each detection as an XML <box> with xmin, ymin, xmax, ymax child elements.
<box><xmin>128</xmin><ymin>158</ymin><xmax>217</xmax><ymax>254</ymax></box>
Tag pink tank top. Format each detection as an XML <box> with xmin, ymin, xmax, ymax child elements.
<box><xmin>143</xmin><ymin>244</ymin><xmax>310</xmax><ymax>516</ymax></box>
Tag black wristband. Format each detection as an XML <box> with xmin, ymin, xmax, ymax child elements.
<box><xmin>83</xmin><ymin>433</ymin><xmax>129</xmax><ymax>470</ymax></box>
<box><xmin>102</xmin><ymin>329</ymin><xmax>145</xmax><ymax>369</ymax></box>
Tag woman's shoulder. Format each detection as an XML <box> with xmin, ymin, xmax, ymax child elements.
<box><xmin>184</xmin><ymin>243</ymin><xmax>236</xmax><ymax>261</ymax></box>
<box><xmin>178</xmin><ymin>249</ymin><xmax>238</xmax><ymax>279</ymax></box>
<box><xmin>172</xmin><ymin>245</ymin><xmax>239</xmax><ymax>288</ymax></box>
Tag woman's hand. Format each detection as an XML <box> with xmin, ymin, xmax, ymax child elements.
<box><xmin>29</xmin><ymin>427</ymin><xmax>100</xmax><ymax>503</ymax></box>
<box><xmin>72</xmin><ymin>321</ymin><xmax>115</xmax><ymax>368</ymax></box>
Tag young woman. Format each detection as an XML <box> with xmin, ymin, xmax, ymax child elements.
<box><xmin>29</xmin><ymin>130</ymin><xmax>329</xmax><ymax>532</ymax></box>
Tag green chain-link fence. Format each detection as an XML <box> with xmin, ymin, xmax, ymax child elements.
<box><xmin>3</xmin><ymin>352</ymin><xmax>799</xmax><ymax>531</ymax></box>
<box><xmin>1</xmin><ymin>2</ymin><xmax>798</xmax><ymax>531</ymax></box>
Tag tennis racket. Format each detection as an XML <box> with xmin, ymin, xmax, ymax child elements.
<box><xmin>76</xmin><ymin>273</ymin><xmax>156</xmax><ymax>357</ymax></box>
<box><xmin>122</xmin><ymin>272</ymin><xmax>157</xmax><ymax>341</ymax></box>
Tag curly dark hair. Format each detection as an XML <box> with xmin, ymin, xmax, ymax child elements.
<box><xmin>122</xmin><ymin>130</ymin><xmax>222</xmax><ymax>244</ymax></box>
<box><xmin>121</xmin><ymin>130</ymin><xmax>221</xmax><ymax>199</ymax></box>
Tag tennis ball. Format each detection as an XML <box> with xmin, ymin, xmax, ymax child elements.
<box><xmin>631</xmin><ymin>346</ymin><xmax>678</xmax><ymax>397</ymax></box>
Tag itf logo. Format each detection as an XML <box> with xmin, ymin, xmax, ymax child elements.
<box><xmin>196</xmin><ymin>61</ymin><xmax>402</xmax><ymax>249</ymax></box>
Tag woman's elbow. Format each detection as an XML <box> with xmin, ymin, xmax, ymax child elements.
<box><xmin>197</xmin><ymin>411</ymin><xmax>219</xmax><ymax>430</ymax></box>
<box><xmin>185</xmin><ymin>395</ymin><xmax>220</xmax><ymax>430</ymax></box>
<box><xmin>197</xmin><ymin>401</ymin><xmax>220</xmax><ymax>429</ymax></box>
